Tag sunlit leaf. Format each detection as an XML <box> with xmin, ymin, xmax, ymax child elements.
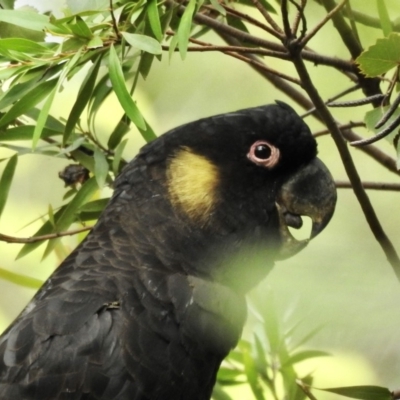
<box><xmin>212</xmin><ymin>383</ymin><xmax>235</xmax><ymax>400</ymax></box>
<box><xmin>357</xmin><ymin>33</ymin><xmax>400</xmax><ymax>76</ymax></box>
<box><xmin>147</xmin><ymin>0</ymin><xmax>163</xmax><ymax>41</ymax></box>
<box><xmin>87</xmin><ymin>35</ymin><xmax>103</xmax><ymax>48</ymax></box>
<box><xmin>0</xmin><ymin>10</ymin><xmax>50</xmax><ymax>32</ymax></box>
<box><xmin>209</xmin><ymin>0</ymin><xmax>226</xmax><ymax>16</ymax></box>
<box><xmin>0</xmin><ymin>267</ymin><xmax>43</xmax><ymax>289</ymax></box>
<box><xmin>93</xmin><ymin>148</ymin><xmax>109</xmax><ymax>188</ymax></box>
<box><xmin>0</xmin><ymin>79</ymin><xmax>57</xmax><ymax>128</ymax></box>
<box><xmin>64</xmin><ymin>55</ymin><xmax>102</xmax><ymax>143</ymax></box>
<box><xmin>283</xmin><ymin>350</ymin><xmax>330</xmax><ymax>367</ymax></box>
<box><xmin>112</xmin><ymin>138</ymin><xmax>128</xmax><ymax>175</ymax></box>
<box><xmin>79</xmin><ymin>198</ymin><xmax>109</xmax><ymax>212</ymax></box>
<box><xmin>177</xmin><ymin>0</ymin><xmax>196</xmax><ymax>59</ymax></box>
<box><xmin>240</xmin><ymin>341</ymin><xmax>265</xmax><ymax>400</ymax></box>
<box><xmin>0</xmin><ymin>154</ymin><xmax>17</xmax><ymax>220</ymax></box>
<box><xmin>108</xmin><ymin>45</ymin><xmax>146</xmax><ymax>130</ymax></box>
<box><xmin>377</xmin><ymin>0</ymin><xmax>392</xmax><ymax>37</ymax></box>
<box><xmin>43</xmin><ymin>177</ymin><xmax>99</xmax><ymax>258</ymax></box>
<box><xmin>121</xmin><ymin>32</ymin><xmax>162</xmax><ymax>55</ymax></box>
<box><xmin>68</xmin><ymin>16</ymin><xmax>93</xmax><ymax>39</ymax></box>
<box><xmin>0</xmin><ymin>38</ymin><xmax>50</xmax><ymax>55</ymax></box>
<box><xmin>0</xmin><ymin>126</ymin><xmax>61</xmax><ymax>141</ymax></box>
<box><xmin>315</xmin><ymin>386</ymin><xmax>392</xmax><ymax>400</ymax></box>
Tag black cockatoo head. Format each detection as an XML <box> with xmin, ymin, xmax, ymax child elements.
<box><xmin>113</xmin><ymin>101</ymin><xmax>336</xmax><ymax>293</ymax></box>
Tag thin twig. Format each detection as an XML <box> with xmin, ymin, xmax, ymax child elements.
<box><xmin>189</xmin><ymin>10</ymin><xmax>354</xmax><ymax>72</ymax></box>
<box><xmin>313</xmin><ymin>121</ymin><xmax>365</xmax><ymax>137</ymax></box>
<box><xmin>351</xmin><ymin>114</ymin><xmax>400</xmax><ymax>146</ymax></box>
<box><xmin>375</xmin><ymin>90</ymin><xmax>400</xmax><ymax>129</ymax></box>
<box><xmin>296</xmin><ymin>380</ymin><xmax>319</xmax><ymax>400</ymax></box>
<box><xmin>281</xmin><ymin>0</ymin><xmax>293</xmax><ymax>40</ymax></box>
<box><xmin>292</xmin><ymin>0</ymin><xmax>307</xmax><ymax>38</ymax></box>
<box><xmin>300</xmin><ymin>0</ymin><xmax>348</xmax><ymax>47</ymax></box>
<box><xmin>165</xmin><ymin>34</ymin><xmax>301</xmax><ymax>85</ymax></box>
<box><xmin>250</xmin><ymin>0</ymin><xmax>284</xmax><ymax>37</ymax></box>
<box><xmin>220</xmin><ymin>5</ymin><xmax>281</xmax><ymax>39</ymax></box>
<box><xmin>327</xmin><ymin>93</ymin><xmax>385</xmax><ymax>107</ymax></box>
<box><xmin>109</xmin><ymin>0</ymin><xmax>120</xmax><ymax>38</ymax></box>
<box><xmin>336</xmin><ymin>181</ymin><xmax>400</xmax><ymax>191</ymax></box>
<box><xmin>301</xmin><ymin>84</ymin><xmax>361</xmax><ymax>118</ymax></box>
<box><xmin>0</xmin><ymin>226</ymin><xmax>92</xmax><ymax>244</ymax></box>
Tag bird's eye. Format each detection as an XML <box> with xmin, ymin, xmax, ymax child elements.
<box><xmin>247</xmin><ymin>140</ymin><xmax>280</xmax><ymax>169</ymax></box>
<box><xmin>254</xmin><ymin>144</ymin><xmax>271</xmax><ymax>159</ymax></box>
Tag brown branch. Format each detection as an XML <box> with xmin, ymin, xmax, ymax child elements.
<box><xmin>190</xmin><ymin>10</ymin><xmax>354</xmax><ymax>72</ymax></box>
<box><xmin>313</xmin><ymin>121</ymin><xmax>365</xmax><ymax>137</ymax></box>
<box><xmin>292</xmin><ymin>0</ymin><xmax>307</xmax><ymax>38</ymax></box>
<box><xmin>221</xmin><ymin>5</ymin><xmax>281</xmax><ymax>39</ymax></box>
<box><xmin>109</xmin><ymin>0</ymin><xmax>120</xmax><ymax>38</ymax></box>
<box><xmin>336</xmin><ymin>181</ymin><xmax>400</xmax><ymax>191</ymax></box>
<box><xmin>165</xmin><ymin>33</ymin><xmax>301</xmax><ymax>85</ymax></box>
<box><xmin>300</xmin><ymin>0</ymin><xmax>348</xmax><ymax>47</ymax></box>
<box><xmin>250</xmin><ymin>0</ymin><xmax>284</xmax><ymax>38</ymax></box>
<box><xmin>0</xmin><ymin>226</ymin><xmax>92</xmax><ymax>244</ymax></box>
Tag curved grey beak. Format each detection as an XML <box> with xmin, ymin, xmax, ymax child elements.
<box><xmin>276</xmin><ymin>158</ymin><xmax>337</xmax><ymax>259</ymax></box>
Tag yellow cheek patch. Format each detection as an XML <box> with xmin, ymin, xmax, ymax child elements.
<box><xmin>167</xmin><ymin>147</ymin><xmax>219</xmax><ymax>225</ymax></box>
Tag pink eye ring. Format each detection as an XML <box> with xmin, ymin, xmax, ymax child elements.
<box><xmin>247</xmin><ymin>140</ymin><xmax>280</xmax><ymax>169</ymax></box>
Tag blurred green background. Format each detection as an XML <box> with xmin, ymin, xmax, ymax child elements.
<box><xmin>1</xmin><ymin>0</ymin><xmax>400</xmax><ymax>398</ymax></box>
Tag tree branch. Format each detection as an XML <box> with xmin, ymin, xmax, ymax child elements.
<box><xmin>0</xmin><ymin>226</ymin><xmax>92</xmax><ymax>244</ymax></box>
<box><xmin>336</xmin><ymin>181</ymin><xmax>400</xmax><ymax>191</ymax></box>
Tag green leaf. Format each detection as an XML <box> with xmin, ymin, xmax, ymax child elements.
<box><xmin>283</xmin><ymin>350</ymin><xmax>330</xmax><ymax>367</ymax></box>
<box><xmin>17</xmin><ymin>206</ymin><xmax>67</xmax><ymax>259</ymax></box>
<box><xmin>112</xmin><ymin>138</ymin><xmax>128</xmax><ymax>175</ymax></box>
<box><xmin>376</xmin><ymin>0</ymin><xmax>392</xmax><ymax>37</ymax></box>
<box><xmin>93</xmin><ymin>148</ymin><xmax>109</xmax><ymax>188</ymax></box>
<box><xmin>0</xmin><ymin>0</ymin><xmax>15</xmax><ymax>9</ymax></box>
<box><xmin>212</xmin><ymin>383</ymin><xmax>235</xmax><ymax>400</ymax></box>
<box><xmin>0</xmin><ymin>77</ymin><xmax>41</xmax><ymax>110</ymax></box>
<box><xmin>108</xmin><ymin>45</ymin><xmax>146</xmax><ymax>130</ymax></box>
<box><xmin>121</xmin><ymin>32</ymin><xmax>162</xmax><ymax>55</ymax></box>
<box><xmin>87</xmin><ymin>35</ymin><xmax>103</xmax><ymax>49</ymax></box>
<box><xmin>139</xmin><ymin>51</ymin><xmax>155</xmax><ymax>79</ymax></box>
<box><xmin>64</xmin><ymin>55</ymin><xmax>102</xmax><ymax>143</ymax></box>
<box><xmin>0</xmin><ymin>154</ymin><xmax>17</xmax><ymax>220</ymax></box>
<box><xmin>0</xmin><ymin>79</ymin><xmax>57</xmax><ymax>128</ymax></box>
<box><xmin>0</xmin><ymin>10</ymin><xmax>50</xmax><ymax>32</ymax></box>
<box><xmin>357</xmin><ymin>33</ymin><xmax>400</xmax><ymax>77</ymax></box>
<box><xmin>0</xmin><ymin>267</ymin><xmax>43</xmax><ymax>289</ymax></box>
<box><xmin>0</xmin><ymin>126</ymin><xmax>61</xmax><ymax>141</ymax></box>
<box><xmin>71</xmin><ymin>149</ymin><xmax>95</xmax><ymax>173</ymax></box>
<box><xmin>79</xmin><ymin>198</ymin><xmax>109</xmax><ymax>212</ymax></box>
<box><xmin>315</xmin><ymin>386</ymin><xmax>392</xmax><ymax>400</ymax></box>
<box><xmin>177</xmin><ymin>0</ymin><xmax>196</xmax><ymax>59</ymax></box>
<box><xmin>147</xmin><ymin>0</ymin><xmax>163</xmax><ymax>41</ymax></box>
<box><xmin>43</xmin><ymin>177</ymin><xmax>98</xmax><ymax>257</ymax></box>
<box><xmin>67</xmin><ymin>0</ymin><xmax>109</xmax><ymax>13</ymax></box>
<box><xmin>216</xmin><ymin>367</ymin><xmax>244</xmax><ymax>383</ymax></box>
<box><xmin>25</xmin><ymin>108</ymin><xmax>66</xmax><ymax>132</ymax></box>
<box><xmin>209</xmin><ymin>0</ymin><xmax>226</xmax><ymax>16</ymax></box>
<box><xmin>108</xmin><ymin>116</ymin><xmax>130</xmax><ymax>149</ymax></box>
<box><xmin>68</xmin><ymin>16</ymin><xmax>93</xmax><ymax>39</ymax></box>
<box><xmin>0</xmin><ymin>38</ymin><xmax>50</xmax><ymax>55</ymax></box>
<box><xmin>240</xmin><ymin>341</ymin><xmax>266</xmax><ymax>400</ymax></box>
